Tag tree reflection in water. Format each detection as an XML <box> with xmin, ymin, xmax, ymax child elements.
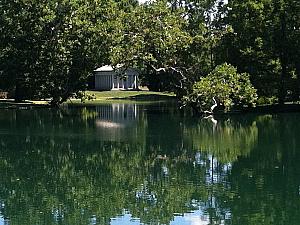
<box><xmin>0</xmin><ymin>105</ymin><xmax>299</xmax><ymax>225</ymax></box>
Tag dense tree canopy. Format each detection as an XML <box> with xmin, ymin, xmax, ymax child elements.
<box><xmin>0</xmin><ymin>0</ymin><xmax>299</xmax><ymax>107</ymax></box>
<box><xmin>0</xmin><ymin>0</ymin><xmax>121</xmax><ymax>105</ymax></box>
<box><xmin>220</xmin><ymin>0</ymin><xmax>300</xmax><ymax>103</ymax></box>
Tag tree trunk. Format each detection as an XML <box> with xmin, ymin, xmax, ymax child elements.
<box><xmin>296</xmin><ymin>61</ymin><xmax>300</xmax><ymax>101</ymax></box>
<box><xmin>279</xmin><ymin>54</ymin><xmax>287</xmax><ymax>105</ymax></box>
<box><xmin>278</xmin><ymin>13</ymin><xmax>287</xmax><ymax>105</ymax></box>
<box><xmin>14</xmin><ymin>77</ymin><xmax>25</xmax><ymax>102</ymax></box>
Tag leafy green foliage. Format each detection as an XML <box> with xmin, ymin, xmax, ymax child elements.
<box><xmin>0</xmin><ymin>0</ymin><xmax>299</xmax><ymax>106</ymax></box>
<box><xmin>0</xmin><ymin>0</ymin><xmax>117</xmax><ymax>105</ymax></box>
<box><xmin>110</xmin><ymin>1</ymin><xmax>193</xmax><ymax>91</ymax></box>
<box><xmin>184</xmin><ymin>63</ymin><xmax>257</xmax><ymax>112</ymax></box>
<box><xmin>220</xmin><ymin>0</ymin><xmax>300</xmax><ymax>103</ymax></box>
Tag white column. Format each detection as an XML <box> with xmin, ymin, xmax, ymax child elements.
<box><xmin>134</xmin><ymin>75</ymin><xmax>137</xmax><ymax>89</ymax></box>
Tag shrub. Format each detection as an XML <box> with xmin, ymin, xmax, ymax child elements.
<box><xmin>183</xmin><ymin>63</ymin><xmax>258</xmax><ymax>112</ymax></box>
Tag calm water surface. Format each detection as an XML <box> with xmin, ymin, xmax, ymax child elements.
<box><xmin>0</xmin><ymin>103</ymin><xmax>300</xmax><ymax>225</ymax></box>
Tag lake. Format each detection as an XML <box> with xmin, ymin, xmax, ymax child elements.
<box><xmin>0</xmin><ymin>102</ymin><xmax>300</xmax><ymax>225</ymax></box>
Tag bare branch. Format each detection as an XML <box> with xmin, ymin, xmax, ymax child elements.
<box><xmin>151</xmin><ymin>65</ymin><xmax>167</xmax><ymax>72</ymax></box>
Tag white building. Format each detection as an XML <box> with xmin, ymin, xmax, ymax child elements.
<box><xmin>94</xmin><ymin>65</ymin><xmax>139</xmax><ymax>91</ymax></box>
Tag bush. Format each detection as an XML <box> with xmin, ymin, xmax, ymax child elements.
<box><xmin>257</xmin><ymin>96</ymin><xmax>278</xmax><ymax>105</ymax></box>
<box><xmin>183</xmin><ymin>63</ymin><xmax>258</xmax><ymax>112</ymax></box>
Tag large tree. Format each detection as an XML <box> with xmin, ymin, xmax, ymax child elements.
<box><xmin>220</xmin><ymin>0</ymin><xmax>300</xmax><ymax>103</ymax></box>
<box><xmin>0</xmin><ymin>0</ymin><xmax>118</xmax><ymax>105</ymax></box>
<box><xmin>110</xmin><ymin>0</ymin><xmax>192</xmax><ymax>92</ymax></box>
<box><xmin>110</xmin><ymin>0</ymin><xmax>226</xmax><ymax>96</ymax></box>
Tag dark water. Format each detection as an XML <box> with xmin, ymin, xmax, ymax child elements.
<box><xmin>0</xmin><ymin>103</ymin><xmax>300</xmax><ymax>225</ymax></box>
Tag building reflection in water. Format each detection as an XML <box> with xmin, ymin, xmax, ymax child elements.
<box><xmin>95</xmin><ymin>104</ymin><xmax>138</xmax><ymax>128</ymax></box>
<box><xmin>94</xmin><ymin>104</ymin><xmax>144</xmax><ymax>142</ymax></box>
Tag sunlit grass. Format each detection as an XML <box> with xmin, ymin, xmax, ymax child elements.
<box><xmin>86</xmin><ymin>90</ymin><xmax>175</xmax><ymax>99</ymax></box>
<box><xmin>0</xmin><ymin>91</ymin><xmax>176</xmax><ymax>108</ymax></box>
<box><xmin>68</xmin><ymin>90</ymin><xmax>176</xmax><ymax>104</ymax></box>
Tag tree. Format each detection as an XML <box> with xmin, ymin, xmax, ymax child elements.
<box><xmin>0</xmin><ymin>0</ymin><xmax>116</xmax><ymax>105</ymax></box>
<box><xmin>184</xmin><ymin>63</ymin><xmax>257</xmax><ymax>113</ymax></box>
<box><xmin>110</xmin><ymin>0</ymin><xmax>192</xmax><ymax>92</ymax></box>
<box><xmin>220</xmin><ymin>0</ymin><xmax>300</xmax><ymax>103</ymax></box>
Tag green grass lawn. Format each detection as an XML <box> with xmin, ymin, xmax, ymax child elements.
<box><xmin>87</xmin><ymin>90</ymin><xmax>175</xmax><ymax>99</ymax></box>
<box><xmin>67</xmin><ymin>90</ymin><xmax>176</xmax><ymax>105</ymax></box>
<box><xmin>0</xmin><ymin>91</ymin><xmax>176</xmax><ymax>108</ymax></box>
<box><xmin>0</xmin><ymin>99</ymin><xmax>49</xmax><ymax>108</ymax></box>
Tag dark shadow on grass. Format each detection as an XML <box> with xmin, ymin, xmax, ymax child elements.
<box><xmin>110</xmin><ymin>94</ymin><xmax>176</xmax><ymax>101</ymax></box>
<box><xmin>0</xmin><ymin>99</ymin><xmax>50</xmax><ymax>109</ymax></box>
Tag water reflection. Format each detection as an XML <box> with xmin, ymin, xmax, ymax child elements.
<box><xmin>0</xmin><ymin>104</ymin><xmax>299</xmax><ymax>224</ymax></box>
<box><xmin>95</xmin><ymin>104</ymin><xmax>138</xmax><ymax>128</ymax></box>
<box><xmin>184</xmin><ymin>115</ymin><xmax>258</xmax><ymax>163</ymax></box>
<box><xmin>93</xmin><ymin>104</ymin><xmax>145</xmax><ymax>142</ymax></box>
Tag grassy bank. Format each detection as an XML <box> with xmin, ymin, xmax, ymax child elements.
<box><xmin>0</xmin><ymin>99</ymin><xmax>49</xmax><ymax>109</ymax></box>
<box><xmin>0</xmin><ymin>91</ymin><xmax>176</xmax><ymax>108</ymax></box>
<box><xmin>68</xmin><ymin>90</ymin><xmax>176</xmax><ymax>105</ymax></box>
<box><xmin>88</xmin><ymin>90</ymin><xmax>174</xmax><ymax>99</ymax></box>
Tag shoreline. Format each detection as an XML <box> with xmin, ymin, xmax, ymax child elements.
<box><xmin>1</xmin><ymin>94</ymin><xmax>300</xmax><ymax>115</ymax></box>
<box><xmin>0</xmin><ymin>91</ymin><xmax>176</xmax><ymax>109</ymax></box>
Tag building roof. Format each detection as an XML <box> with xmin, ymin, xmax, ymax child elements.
<box><xmin>94</xmin><ymin>64</ymin><xmax>123</xmax><ymax>72</ymax></box>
